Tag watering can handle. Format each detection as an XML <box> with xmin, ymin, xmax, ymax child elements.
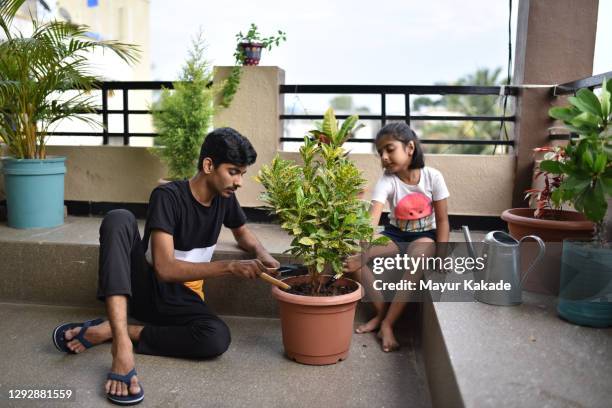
<box><xmin>519</xmin><ymin>235</ymin><xmax>546</xmax><ymax>285</ymax></box>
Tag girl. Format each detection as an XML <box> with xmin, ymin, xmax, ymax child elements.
<box><xmin>344</xmin><ymin>122</ymin><xmax>450</xmax><ymax>352</ymax></box>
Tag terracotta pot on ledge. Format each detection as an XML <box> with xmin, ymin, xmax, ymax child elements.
<box><xmin>501</xmin><ymin>208</ymin><xmax>594</xmax><ymax>295</ymax></box>
<box><xmin>271</xmin><ymin>275</ymin><xmax>362</xmax><ymax>365</ymax></box>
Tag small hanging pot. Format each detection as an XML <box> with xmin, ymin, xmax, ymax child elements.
<box><xmin>239</xmin><ymin>42</ymin><xmax>263</xmax><ymax>66</ymax></box>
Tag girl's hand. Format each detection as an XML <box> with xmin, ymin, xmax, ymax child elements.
<box><xmin>343</xmin><ymin>254</ymin><xmax>364</xmax><ymax>274</ymax></box>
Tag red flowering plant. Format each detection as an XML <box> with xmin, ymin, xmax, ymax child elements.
<box><xmin>524</xmin><ymin>145</ymin><xmax>567</xmax><ymax>218</ymax></box>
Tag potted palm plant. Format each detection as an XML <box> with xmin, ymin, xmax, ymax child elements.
<box><xmin>257</xmin><ymin>108</ymin><xmax>387</xmax><ymax>365</ymax></box>
<box><xmin>0</xmin><ymin>0</ymin><xmax>138</xmax><ymax>228</ymax></box>
<box><xmin>151</xmin><ymin>31</ymin><xmax>215</xmax><ymax>182</ymax></box>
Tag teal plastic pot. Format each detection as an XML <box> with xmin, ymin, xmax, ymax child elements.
<box><xmin>1</xmin><ymin>157</ymin><xmax>66</xmax><ymax>229</ymax></box>
<box><xmin>557</xmin><ymin>239</ymin><xmax>612</xmax><ymax>328</ymax></box>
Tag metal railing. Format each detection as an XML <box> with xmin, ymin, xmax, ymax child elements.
<box><xmin>46</xmin><ymin>81</ymin><xmax>177</xmax><ymax>145</ymax></box>
<box><xmin>553</xmin><ymin>71</ymin><xmax>611</xmax><ymax>96</ymax></box>
<box><xmin>549</xmin><ymin>70</ymin><xmax>612</xmax><ymax>141</ymax></box>
<box><xmin>46</xmin><ymin>81</ymin><xmax>520</xmax><ymax>148</ymax></box>
<box><xmin>279</xmin><ymin>84</ymin><xmax>519</xmax><ymax>147</ymax></box>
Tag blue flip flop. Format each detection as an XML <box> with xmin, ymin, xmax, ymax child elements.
<box><xmin>52</xmin><ymin>318</ymin><xmax>104</xmax><ymax>353</ymax></box>
<box><xmin>106</xmin><ymin>368</ymin><xmax>144</xmax><ymax>406</ymax></box>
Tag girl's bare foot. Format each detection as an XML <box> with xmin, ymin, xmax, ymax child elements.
<box><xmin>65</xmin><ymin>321</ymin><xmax>112</xmax><ymax>353</ymax></box>
<box><xmin>377</xmin><ymin>323</ymin><xmax>399</xmax><ymax>352</ymax></box>
<box><xmin>355</xmin><ymin>316</ymin><xmax>383</xmax><ymax>334</ymax></box>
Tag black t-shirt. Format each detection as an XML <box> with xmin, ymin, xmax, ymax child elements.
<box><xmin>143</xmin><ymin>180</ymin><xmax>246</xmax><ymax>300</ymax></box>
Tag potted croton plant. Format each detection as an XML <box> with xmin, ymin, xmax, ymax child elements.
<box><xmin>257</xmin><ymin>108</ymin><xmax>386</xmax><ymax>365</ymax></box>
<box><xmin>0</xmin><ymin>0</ymin><xmax>138</xmax><ymax>228</ymax></box>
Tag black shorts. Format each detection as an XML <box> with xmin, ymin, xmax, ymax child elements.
<box><xmin>381</xmin><ymin>225</ymin><xmax>436</xmax><ymax>243</ymax></box>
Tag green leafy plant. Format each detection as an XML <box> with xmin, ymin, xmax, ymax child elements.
<box><xmin>233</xmin><ymin>23</ymin><xmax>287</xmax><ymax>64</ymax></box>
<box><xmin>257</xmin><ymin>108</ymin><xmax>387</xmax><ymax>293</ymax></box>
<box><xmin>540</xmin><ymin>78</ymin><xmax>612</xmax><ymax>243</ymax></box>
<box><xmin>220</xmin><ymin>23</ymin><xmax>286</xmax><ymax>108</ymax></box>
<box><xmin>0</xmin><ymin>0</ymin><xmax>139</xmax><ymax>159</ymax></box>
<box><xmin>151</xmin><ymin>31</ymin><xmax>215</xmax><ymax>180</ymax></box>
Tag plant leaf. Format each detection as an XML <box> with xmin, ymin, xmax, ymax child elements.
<box><xmin>562</xmin><ymin>175</ymin><xmax>591</xmax><ymax>193</ymax></box>
<box><xmin>549</xmin><ymin>106</ymin><xmax>578</xmax><ymax>122</ymax></box>
<box><xmin>601</xmin><ymin>78</ymin><xmax>611</xmax><ymax>119</ymax></box>
<box><xmin>570</xmin><ymin>89</ymin><xmax>602</xmax><ymax>117</ymax></box>
<box><xmin>336</xmin><ymin>115</ymin><xmax>358</xmax><ymax>144</ymax></box>
<box><xmin>581</xmin><ymin>180</ymin><xmax>607</xmax><ymax>222</ymax></box>
<box><xmin>539</xmin><ymin>160</ymin><xmax>563</xmax><ymax>174</ymax></box>
<box><xmin>322</xmin><ymin>107</ymin><xmax>338</xmax><ymax>139</ymax></box>
<box><xmin>594</xmin><ymin>152</ymin><xmax>607</xmax><ymax>173</ymax></box>
<box><xmin>298</xmin><ymin>237</ymin><xmax>315</xmax><ymax>246</ymax></box>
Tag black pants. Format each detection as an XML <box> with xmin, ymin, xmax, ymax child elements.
<box><xmin>96</xmin><ymin>209</ymin><xmax>231</xmax><ymax>359</ymax></box>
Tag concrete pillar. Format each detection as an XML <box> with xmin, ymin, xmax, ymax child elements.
<box><xmin>511</xmin><ymin>0</ymin><xmax>599</xmax><ymax>207</ymax></box>
<box><xmin>213</xmin><ymin>66</ymin><xmax>285</xmax><ymax>207</ymax></box>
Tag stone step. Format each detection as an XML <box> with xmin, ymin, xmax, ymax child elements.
<box><xmin>0</xmin><ymin>217</ymin><xmax>294</xmax><ymax>317</ymax></box>
<box><xmin>0</xmin><ymin>216</ymin><xmax>481</xmax><ymax>318</ymax></box>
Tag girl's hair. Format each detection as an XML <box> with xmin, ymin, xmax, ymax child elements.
<box><xmin>375</xmin><ymin>122</ymin><xmax>425</xmax><ymax>169</ymax></box>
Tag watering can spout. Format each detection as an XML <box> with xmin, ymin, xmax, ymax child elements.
<box><xmin>462</xmin><ymin>225</ymin><xmax>478</xmax><ymax>259</ymax></box>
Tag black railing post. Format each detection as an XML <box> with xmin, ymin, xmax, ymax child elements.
<box><xmin>405</xmin><ymin>93</ymin><xmax>411</xmax><ymax>126</ymax></box>
<box><xmin>102</xmin><ymin>86</ymin><xmax>109</xmax><ymax>145</ymax></box>
<box><xmin>381</xmin><ymin>92</ymin><xmax>386</xmax><ymax>127</ymax></box>
<box><xmin>122</xmin><ymin>87</ymin><xmax>129</xmax><ymax>145</ymax></box>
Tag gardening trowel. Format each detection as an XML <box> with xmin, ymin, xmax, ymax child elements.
<box><xmin>260</xmin><ymin>268</ymin><xmax>291</xmax><ymax>290</ymax></box>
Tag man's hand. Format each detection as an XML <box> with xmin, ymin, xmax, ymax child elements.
<box><xmin>231</xmin><ymin>225</ymin><xmax>280</xmax><ymax>275</ymax></box>
<box><xmin>257</xmin><ymin>253</ymin><xmax>280</xmax><ymax>270</ymax></box>
<box><xmin>229</xmin><ymin>259</ymin><xmax>267</xmax><ymax>279</ymax></box>
<box><xmin>343</xmin><ymin>254</ymin><xmax>364</xmax><ymax>274</ymax></box>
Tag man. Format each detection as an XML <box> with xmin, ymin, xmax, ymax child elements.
<box><xmin>52</xmin><ymin>128</ymin><xmax>279</xmax><ymax>405</ymax></box>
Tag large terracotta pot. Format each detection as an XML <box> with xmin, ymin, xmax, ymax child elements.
<box><xmin>501</xmin><ymin>208</ymin><xmax>594</xmax><ymax>295</ymax></box>
<box><xmin>271</xmin><ymin>275</ymin><xmax>362</xmax><ymax>365</ymax></box>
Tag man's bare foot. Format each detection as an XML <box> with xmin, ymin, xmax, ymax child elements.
<box><xmin>105</xmin><ymin>339</ymin><xmax>140</xmax><ymax>397</ymax></box>
<box><xmin>377</xmin><ymin>323</ymin><xmax>399</xmax><ymax>352</ymax></box>
<box><xmin>65</xmin><ymin>321</ymin><xmax>112</xmax><ymax>353</ymax></box>
<box><xmin>355</xmin><ymin>316</ymin><xmax>383</xmax><ymax>334</ymax></box>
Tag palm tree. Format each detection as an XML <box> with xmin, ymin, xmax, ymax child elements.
<box><xmin>416</xmin><ymin>67</ymin><xmax>511</xmax><ymax>155</ymax></box>
<box><xmin>0</xmin><ymin>0</ymin><xmax>139</xmax><ymax>159</ymax></box>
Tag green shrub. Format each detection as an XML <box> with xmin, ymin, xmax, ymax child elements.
<box><xmin>151</xmin><ymin>32</ymin><xmax>215</xmax><ymax>180</ymax></box>
<box><xmin>257</xmin><ymin>108</ymin><xmax>387</xmax><ymax>290</ymax></box>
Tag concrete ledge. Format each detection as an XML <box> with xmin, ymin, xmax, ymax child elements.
<box><xmin>0</xmin><ymin>145</ymin><xmax>516</xmax><ymax>216</ymax></box>
<box><xmin>425</xmin><ymin>293</ymin><xmax>612</xmax><ymax>408</ymax></box>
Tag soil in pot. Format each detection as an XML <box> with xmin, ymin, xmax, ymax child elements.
<box><xmin>285</xmin><ymin>278</ymin><xmax>357</xmax><ymax>297</ymax></box>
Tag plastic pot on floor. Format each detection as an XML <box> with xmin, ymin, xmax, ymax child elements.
<box><xmin>271</xmin><ymin>275</ymin><xmax>362</xmax><ymax>365</ymax></box>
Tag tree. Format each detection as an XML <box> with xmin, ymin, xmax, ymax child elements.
<box><xmin>150</xmin><ymin>31</ymin><xmax>215</xmax><ymax>179</ymax></box>
<box><xmin>413</xmin><ymin>67</ymin><xmax>511</xmax><ymax>155</ymax></box>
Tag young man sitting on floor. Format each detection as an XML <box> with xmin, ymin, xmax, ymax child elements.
<box><xmin>51</xmin><ymin>127</ymin><xmax>280</xmax><ymax>405</ymax></box>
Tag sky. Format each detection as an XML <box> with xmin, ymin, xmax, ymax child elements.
<box><xmin>150</xmin><ymin>0</ymin><xmax>612</xmax><ymax>85</ymax></box>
